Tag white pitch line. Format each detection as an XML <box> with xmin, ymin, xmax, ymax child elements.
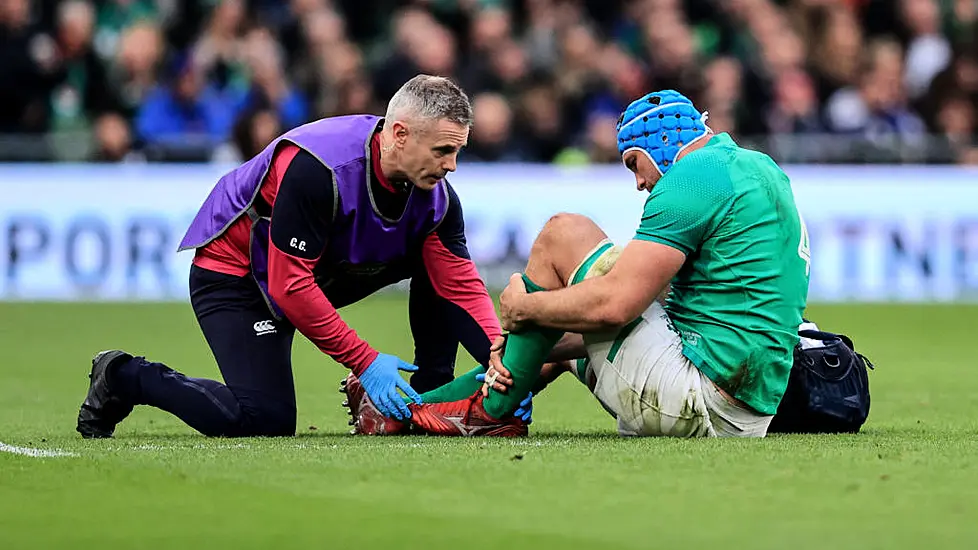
<box><xmin>0</xmin><ymin>441</ymin><xmax>78</xmax><ymax>458</ymax></box>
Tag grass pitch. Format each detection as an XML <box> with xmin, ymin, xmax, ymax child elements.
<box><xmin>1</xmin><ymin>298</ymin><xmax>977</xmax><ymax>549</ymax></box>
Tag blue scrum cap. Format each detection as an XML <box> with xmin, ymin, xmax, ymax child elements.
<box><xmin>615</xmin><ymin>90</ymin><xmax>710</xmax><ymax>176</ymax></box>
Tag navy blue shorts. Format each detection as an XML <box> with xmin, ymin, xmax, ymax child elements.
<box><xmin>188</xmin><ymin>265</ymin><xmax>299</xmax><ymax>433</ymax></box>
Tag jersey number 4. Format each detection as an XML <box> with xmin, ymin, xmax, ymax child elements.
<box><xmin>797</xmin><ymin>210</ymin><xmax>811</xmax><ymax>276</ymax></box>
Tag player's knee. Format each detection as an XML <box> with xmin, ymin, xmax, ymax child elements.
<box><xmin>544</xmin><ymin>212</ymin><xmax>593</xmax><ymax>232</ymax></box>
<box><xmin>537</xmin><ymin>213</ymin><xmax>607</xmax><ymax>258</ymax></box>
<box><xmin>539</xmin><ymin>213</ymin><xmax>594</xmax><ymax>247</ymax></box>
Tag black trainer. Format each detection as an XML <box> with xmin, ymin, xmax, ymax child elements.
<box><xmin>77</xmin><ymin>350</ymin><xmax>135</xmax><ymax>439</ymax></box>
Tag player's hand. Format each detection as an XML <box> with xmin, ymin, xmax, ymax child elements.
<box><xmin>499</xmin><ymin>273</ymin><xmax>529</xmax><ymax>332</ymax></box>
<box><xmin>359</xmin><ymin>353</ymin><xmax>423</xmax><ymax>420</ymax></box>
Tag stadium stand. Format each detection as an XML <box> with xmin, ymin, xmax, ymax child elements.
<box><xmin>0</xmin><ymin>0</ymin><xmax>975</xmax><ymax>164</ymax></box>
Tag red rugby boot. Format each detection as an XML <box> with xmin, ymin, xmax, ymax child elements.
<box><xmin>339</xmin><ymin>373</ymin><xmax>409</xmax><ymax>435</ymax></box>
<box><xmin>408</xmin><ymin>392</ymin><xmax>528</xmax><ymax>437</ymax></box>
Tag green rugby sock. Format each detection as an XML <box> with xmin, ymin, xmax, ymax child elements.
<box><xmin>484</xmin><ymin>275</ymin><xmax>564</xmax><ymax>419</ymax></box>
<box><xmin>404</xmin><ymin>366</ymin><xmax>486</xmax><ymax>405</ymax></box>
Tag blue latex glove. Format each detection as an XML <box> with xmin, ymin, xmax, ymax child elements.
<box><xmin>476</xmin><ymin>372</ymin><xmax>533</xmax><ymax>424</ymax></box>
<box><xmin>515</xmin><ymin>392</ymin><xmax>533</xmax><ymax>424</ymax></box>
<box><xmin>359</xmin><ymin>354</ymin><xmax>423</xmax><ymax>420</ymax></box>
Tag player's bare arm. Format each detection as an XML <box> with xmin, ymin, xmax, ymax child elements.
<box><xmin>499</xmin><ymin>240</ymin><xmax>686</xmax><ymax>333</ymax></box>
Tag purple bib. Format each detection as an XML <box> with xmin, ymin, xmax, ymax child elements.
<box><xmin>179</xmin><ymin>115</ymin><xmax>449</xmax><ymax>317</ymax></box>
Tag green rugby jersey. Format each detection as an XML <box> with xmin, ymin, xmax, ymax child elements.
<box><xmin>634</xmin><ymin>133</ymin><xmax>810</xmax><ymax>414</ymax></box>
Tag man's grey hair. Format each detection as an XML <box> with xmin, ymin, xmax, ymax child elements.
<box><xmin>385</xmin><ymin>75</ymin><xmax>474</xmax><ymax>128</ymax></box>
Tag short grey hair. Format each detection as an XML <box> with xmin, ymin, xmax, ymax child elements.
<box><xmin>385</xmin><ymin>75</ymin><xmax>474</xmax><ymax>128</ymax></box>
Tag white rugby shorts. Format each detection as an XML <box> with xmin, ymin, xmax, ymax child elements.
<box><xmin>570</xmin><ymin>240</ymin><xmax>773</xmax><ymax>438</ymax></box>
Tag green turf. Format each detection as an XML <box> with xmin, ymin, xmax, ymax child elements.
<box><xmin>1</xmin><ymin>299</ymin><xmax>977</xmax><ymax>549</ymax></box>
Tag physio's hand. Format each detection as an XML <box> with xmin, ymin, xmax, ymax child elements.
<box><xmin>499</xmin><ymin>274</ymin><xmax>529</xmax><ymax>332</ymax></box>
<box><xmin>514</xmin><ymin>392</ymin><xmax>533</xmax><ymax>424</ymax></box>
<box><xmin>359</xmin><ymin>353</ymin><xmax>423</xmax><ymax>420</ymax></box>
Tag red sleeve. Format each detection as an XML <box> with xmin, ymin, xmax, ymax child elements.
<box><xmin>268</xmin><ymin>244</ymin><xmax>378</xmax><ymax>374</ymax></box>
<box><xmin>421</xmin><ymin>235</ymin><xmax>501</xmax><ymax>343</ymax></box>
<box><xmin>266</xmin><ymin>145</ymin><xmax>378</xmax><ymax>374</ymax></box>
<box><xmin>421</xmin><ymin>196</ymin><xmax>502</xmax><ymax>343</ymax></box>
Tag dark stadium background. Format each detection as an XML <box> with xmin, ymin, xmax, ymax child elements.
<box><xmin>1</xmin><ymin>0</ymin><xmax>975</xmax><ymax>164</ymax></box>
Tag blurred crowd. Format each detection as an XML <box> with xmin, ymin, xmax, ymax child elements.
<box><xmin>0</xmin><ymin>0</ymin><xmax>976</xmax><ymax>164</ymax></box>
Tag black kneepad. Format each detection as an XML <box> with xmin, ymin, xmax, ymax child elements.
<box><xmin>768</xmin><ymin>328</ymin><xmax>875</xmax><ymax>434</ymax></box>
